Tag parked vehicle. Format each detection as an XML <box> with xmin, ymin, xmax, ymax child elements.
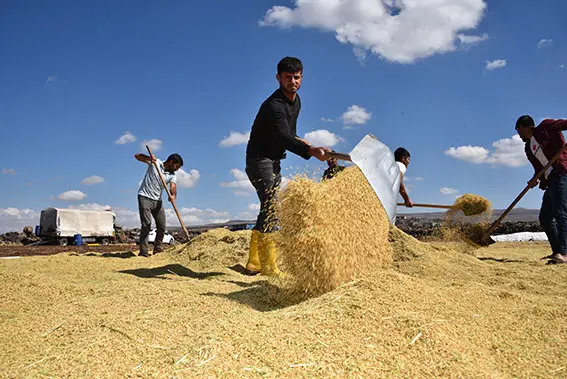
<box><xmin>135</xmin><ymin>229</ymin><xmax>175</xmax><ymax>245</ymax></box>
<box><xmin>37</xmin><ymin>208</ymin><xmax>116</xmax><ymax>246</ymax></box>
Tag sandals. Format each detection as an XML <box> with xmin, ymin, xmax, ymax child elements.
<box><xmin>546</xmin><ymin>253</ymin><xmax>567</xmax><ymax>265</ymax></box>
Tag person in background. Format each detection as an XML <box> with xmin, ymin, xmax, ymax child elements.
<box><xmin>135</xmin><ymin>152</ymin><xmax>183</xmax><ymax>257</ymax></box>
<box><xmin>395</xmin><ymin>147</ymin><xmax>413</xmax><ymax>208</ymax></box>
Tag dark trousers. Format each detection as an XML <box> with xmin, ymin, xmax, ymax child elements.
<box><xmin>245</xmin><ymin>157</ymin><xmax>282</xmax><ymax>233</ymax></box>
<box><xmin>539</xmin><ymin>173</ymin><xmax>567</xmax><ymax>255</ymax></box>
<box><xmin>138</xmin><ymin>195</ymin><xmax>166</xmax><ymax>253</ymax></box>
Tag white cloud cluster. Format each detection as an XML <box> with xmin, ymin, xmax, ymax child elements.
<box><xmin>0</xmin><ymin>208</ymin><xmax>40</xmax><ymax>233</ymax></box>
<box><xmin>166</xmin><ymin>207</ymin><xmax>230</xmax><ymax>226</ymax></box>
<box><xmin>445</xmin><ymin>135</ymin><xmax>527</xmax><ymax>167</ymax></box>
<box><xmin>304</xmin><ymin>129</ymin><xmax>343</xmax><ymax>147</ymax></box>
<box><xmin>115</xmin><ymin>132</ymin><xmax>136</xmax><ymax>145</ymax></box>
<box><xmin>220</xmin><ymin>169</ymin><xmax>255</xmax><ymax>194</ymax></box>
<box><xmin>340</xmin><ymin>105</ymin><xmax>371</xmax><ymax>125</ymax></box>
<box><xmin>176</xmin><ymin>169</ymin><xmax>200</xmax><ymax>188</ymax></box>
<box><xmin>57</xmin><ymin>190</ymin><xmax>88</xmax><ymax>201</ymax></box>
<box><xmin>248</xmin><ymin>203</ymin><xmax>260</xmax><ymax>212</ymax></box>
<box><xmin>260</xmin><ymin>0</ymin><xmax>487</xmax><ymax>63</ymax></box>
<box><xmin>219</xmin><ymin>131</ymin><xmax>250</xmax><ymax>147</ymax></box>
<box><xmin>440</xmin><ymin>187</ymin><xmax>458</xmax><ymax>195</ymax></box>
<box><xmin>81</xmin><ymin>175</ymin><xmax>104</xmax><ymax>185</ymax></box>
<box><xmin>537</xmin><ymin>39</ymin><xmax>553</xmax><ymax>48</ymax></box>
<box><xmin>68</xmin><ymin>203</ymin><xmax>112</xmax><ymax>211</ymax></box>
<box><xmin>2</xmin><ymin>168</ymin><xmax>16</xmax><ymax>175</ymax></box>
<box><xmin>485</xmin><ymin>59</ymin><xmax>507</xmax><ymax>71</ymax></box>
<box><xmin>141</xmin><ymin>139</ymin><xmax>162</xmax><ymax>152</ymax></box>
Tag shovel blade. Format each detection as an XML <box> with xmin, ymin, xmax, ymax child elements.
<box><xmin>350</xmin><ymin>134</ymin><xmax>401</xmax><ymax>224</ymax></box>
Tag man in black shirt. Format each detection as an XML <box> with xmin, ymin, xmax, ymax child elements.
<box><xmin>245</xmin><ymin>57</ymin><xmax>328</xmax><ymax>276</ymax></box>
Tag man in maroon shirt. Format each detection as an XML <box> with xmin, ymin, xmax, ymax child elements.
<box><xmin>516</xmin><ymin>115</ymin><xmax>567</xmax><ymax>264</ymax></box>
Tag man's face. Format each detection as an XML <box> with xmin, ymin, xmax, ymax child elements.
<box><xmin>164</xmin><ymin>161</ymin><xmax>182</xmax><ymax>173</ymax></box>
<box><xmin>402</xmin><ymin>156</ymin><xmax>411</xmax><ymax>167</ymax></box>
<box><xmin>277</xmin><ymin>71</ymin><xmax>302</xmax><ymax>94</ymax></box>
<box><xmin>516</xmin><ymin>125</ymin><xmax>532</xmax><ymax>142</ymax></box>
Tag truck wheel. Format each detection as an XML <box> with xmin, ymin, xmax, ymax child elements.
<box><xmin>59</xmin><ymin>238</ymin><xmax>68</xmax><ymax>246</ymax></box>
<box><xmin>101</xmin><ymin>238</ymin><xmax>110</xmax><ymax>246</ymax></box>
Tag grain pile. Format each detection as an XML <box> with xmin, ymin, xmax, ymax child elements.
<box><xmin>439</xmin><ymin>194</ymin><xmax>493</xmax><ymax>247</ymax></box>
<box><xmin>276</xmin><ymin>166</ymin><xmax>392</xmax><ymax>297</ymax></box>
<box><xmin>167</xmin><ymin>228</ymin><xmax>251</xmax><ymax>269</ymax></box>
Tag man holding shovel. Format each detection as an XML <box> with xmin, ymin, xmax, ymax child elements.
<box><xmin>395</xmin><ymin>147</ymin><xmax>413</xmax><ymax>208</ymax></box>
<box><xmin>135</xmin><ymin>152</ymin><xmax>183</xmax><ymax>257</ymax></box>
<box><xmin>516</xmin><ymin>115</ymin><xmax>567</xmax><ymax>264</ymax></box>
<box><xmin>244</xmin><ymin>57</ymin><xmax>328</xmax><ymax>276</ymax></box>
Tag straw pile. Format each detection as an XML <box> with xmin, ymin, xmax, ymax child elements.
<box><xmin>168</xmin><ymin>228</ymin><xmax>250</xmax><ymax>269</ymax></box>
<box><xmin>277</xmin><ymin>166</ymin><xmax>392</xmax><ymax>297</ymax></box>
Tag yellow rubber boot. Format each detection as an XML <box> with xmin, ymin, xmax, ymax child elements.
<box><xmin>259</xmin><ymin>232</ymin><xmax>282</xmax><ymax>277</ymax></box>
<box><xmin>245</xmin><ymin>230</ymin><xmax>261</xmax><ymax>273</ymax></box>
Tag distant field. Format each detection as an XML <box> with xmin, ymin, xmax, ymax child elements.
<box><xmin>1</xmin><ymin>235</ymin><xmax>565</xmax><ymax>378</ymax></box>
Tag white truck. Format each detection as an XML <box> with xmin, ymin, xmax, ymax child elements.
<box><xmin>38</xmin><ymin>208</ymin><xmax>116</xmax><ymax>246</ymax></box>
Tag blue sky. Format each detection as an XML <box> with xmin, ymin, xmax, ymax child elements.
<box><xmin>1</xmin><ymin>0</ymin><xmax>566</xmax><ymax>232</ymax></box>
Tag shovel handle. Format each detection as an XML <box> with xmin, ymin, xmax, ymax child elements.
<box><xmin>397</xmin><ymin>203</ymin><xmax>453</xmax><ymax>210</ymax></box>
<box><xmin>145</xmin><ymin>145</ymin><xmax>190</xmax><ymax>240</ymax></box>
<box><xmin>325</xmin><ymin>151</ymin><xmax>352</xmax><ymax>162</ymax></box>
<box><xmin>486</xmin><ymin>144</ymin><xmax>567</xmax><ymax>236</ymax></box>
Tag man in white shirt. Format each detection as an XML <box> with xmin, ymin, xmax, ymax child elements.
<box><xmin>394</xmin><ymin>147</ymin><xmax>413</xmax><ymax>208</ymax></box>
<box><xmin>135</xmin><ymin>152</ymin><xmax>183</xmax><ymax>257</ymax></box>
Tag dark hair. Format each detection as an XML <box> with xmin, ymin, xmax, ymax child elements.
<box><xmin>166</xmin><ymin>153</ymin><xmax>183</xmax><ymax>166</ymax></box>
<box><xmin>277</xmin><ymin>57</ymin><xmax>303</xmax><ymax>75</ymax></box>
<box><xmin>515</xmin><ymin>115</ymin><xmax>535</xmax><ymax>129</ymax></box>
<box><xmin>394</xmin><ymin>147</ymin><xmax>410</xmax><ymax>162</ymax></box>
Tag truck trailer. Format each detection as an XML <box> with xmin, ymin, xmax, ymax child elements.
<box><xmin>38</xmin><ymin>208</ymin><xmax>116</xmax><ymax>245</ymax></box>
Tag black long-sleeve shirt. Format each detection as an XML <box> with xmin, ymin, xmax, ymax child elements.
<box><xmin>246</xmin><ymin>89</ymin><xmax>311</xmax><ymax>161</ymax></box>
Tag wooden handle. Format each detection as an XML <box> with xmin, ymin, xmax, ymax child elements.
<box><xmin>326</xmin><ymin>151</ymin><xmax>352</xmax><ymax>162</ymax></box>
<box><xmin>486</xmin><ymin>144</ymin><xmax>567</xmax><ymax>235</ymax></box>
<box><xmin>145</xmin><ymin>145</ymin><xmax>190</xmax><ymax>240</ymax></box>
<box><xmin>397</xmin><ymin>203</ymin><xmax>453</xmax><ymax>210</ymax></box>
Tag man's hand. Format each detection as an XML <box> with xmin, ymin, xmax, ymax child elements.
<box><xmin>309</xmin><ymin>146</ymin><xmax>329</xmax><ymax>162</ymax></box>
<box><xmin>168</xmin><ymin>195</ymin><xmax>176</xmax><ymax>203</ymax></box>
<box><xmin>528</xmin><ymin>177</ymin><xmax>539</xmax><ymax>189</ymax></box>
<box><xmin>404</xmin><ymin>199</ymin><xmax>413</xmax><ymax>208</ymax></box>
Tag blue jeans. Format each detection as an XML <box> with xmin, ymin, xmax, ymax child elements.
<box><xmin>245</xmin><ymin>157</ymin><xmax>281</xmax><ymax>233</ymax></box>
<box><xmin>539</xmin><ymin>173</ymin><xmax>567</xmax><ymax>255</ymax></box>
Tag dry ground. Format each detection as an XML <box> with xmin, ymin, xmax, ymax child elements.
<box><xmin>1</xmin><ymin>234</ymin><xmax>566</xmax><ymax>378</ymax></box>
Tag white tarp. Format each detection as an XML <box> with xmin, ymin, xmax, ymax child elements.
<box><xmin>491</xmin><ymin>232</ymin><xmax>548</xmax><ymax>242</ymax></box>
<box><xmin>39</xmin><ymin>208</ymin><xmax>115</xmax><ymax>237</ymax></box>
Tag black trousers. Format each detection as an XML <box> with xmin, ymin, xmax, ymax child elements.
<box><xmin>245</xmin><ymin>157</ymin><xmax>282</xmax><ymax>233</ymax></box>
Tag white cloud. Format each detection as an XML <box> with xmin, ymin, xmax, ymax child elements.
<box><xmin>234</xmin><ymin>191</ymin><xmax>254</xmax><ymax>197</ymax></box>
<box><xmin>248</xmin><ymin>203</ymin><xmax>260</xmax><ymax>212</ymax></box>
<box><xmin>57</xmin><ymin>190</ymin><xmax>88</xmax><ymax>201</ymax></box>
<box><xmin>141</xmin><ymin>139</ymin><xmax>162</xmax><ymax>152</ymax></box>
<box><xmin>485</xmin><ymin>59</ymin><xmax>507</xmax><ymax>71</ymax></box>
<box><xmin>404</xmin><ymin>176</ymin><xmax>424</xmax><ymax>182</ymax></box>
<box><xmin>81</xmin><ymin>175</ymin><xmax>104</xmax><ymax>185</ymax></box>
<box><xmin>176</xmin><ymin>169</ymin><xmax>200</xmax><ymax>188</ymax></box>
<box><xmin>0</xmin><ymin>208</ymin><xmax>40</xmax><ymax>233</ymax></box>
<box><xmin>260</xmin><ymin>0</ymin><xmax>487</xmax><ymax>64</ymax></box>
<box><xmin>115</xmin><ymin>132</ymin><xmax>137</xmax><ymax>145</ymax></box>
<box><xmin>445</xmin><ymin>135</ymin><xmax>528</xmax><ymax>167</ymax></box>
<box><xmin>457</xmin><ymin>33</ymin><xmax>488</xmax><ymax>46</ymax></box>
<box><xmin>46</xmin><ymin>76</ymin><xmax>58</xmax><ymax>83</ymax></box>
<box><xmin>560</xmin><ymin>64</ymin><xmax>565</xmax><ymax>69</ymax></box>
<box><xmin>537</xmin><ymin>39</ymin><xmax>553</xmax><ymax>48</ymax></box>
<box><xmin>445</xmin><ymin>145</ymin><xmax>490</xmax><ymax>164</ymax></box>
<box><xmin>220</xmin><ymin>169</ymin><xmax>255</xmax><ymax>193</ymax></box>
<box><xmin>340</xmin><ymin>105</ymin><xmax>371</xmax><ymax>125</ymax></box>
<box><xmin>440</xmin><ymin>187</ymin><xmax>458</xmax><ymax>195</ymax></box>
<box><xmin>304</xmin><ymin>129</ymin><xmax>343</xmax><ymax>147</ymax></box>
<box><xmin>343</xmin><ymin>126</ymin><xmax>356</xmax><ymax>130</ymax></box>
<box><xmin>219</xmin><ymin>131</ymin><xmax>250</xmax><ymax>147</ymax></box>
<box><xmin>2</xmin><ymin>168</ymin><xmax>16</xmax><ymax>175</ymax></box>
<box><xmin>320</xmin><ymin>117</ymin><xmax>334</xmax><ymax>122</ymax></box>
<box><xmin>165</xmin><ymin>207</ymin><xmax>231</xmax><ymax>226</ymax></box>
